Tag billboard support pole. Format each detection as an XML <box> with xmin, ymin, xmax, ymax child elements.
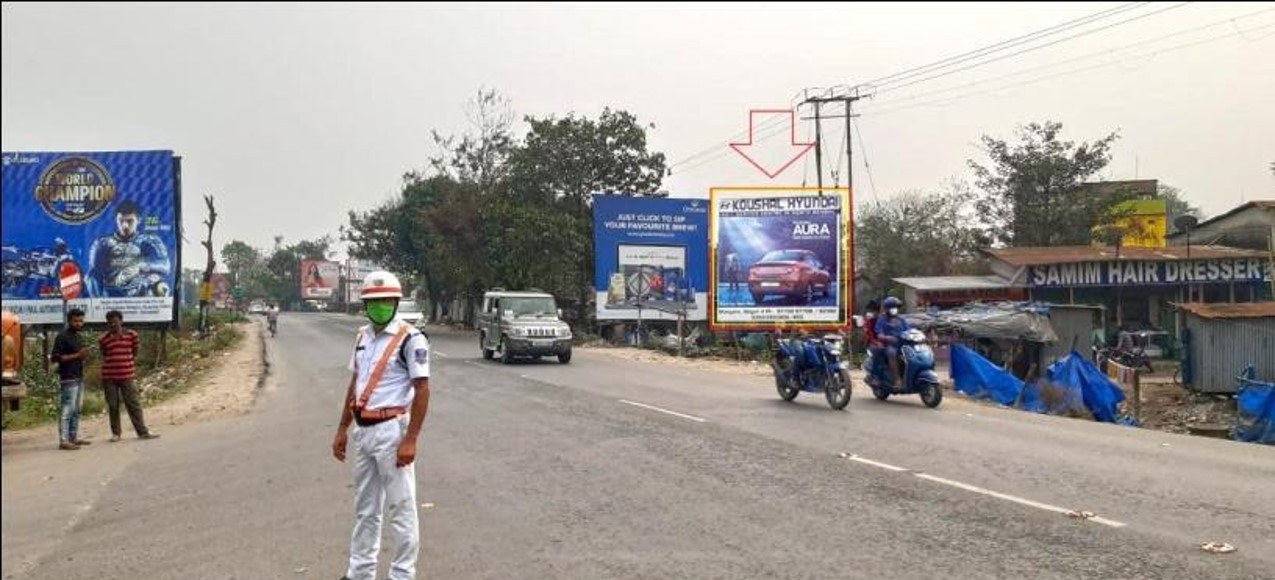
<box><xmin>42</xmin><ymin>329</ymin><xmax>50</xmax><ymax>372</ymax></box>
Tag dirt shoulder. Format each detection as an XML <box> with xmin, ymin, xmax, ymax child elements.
<box><xmin>1</xmin><ymin>321</ymin><xmax>267</xmax><ymax>451</ymax></box>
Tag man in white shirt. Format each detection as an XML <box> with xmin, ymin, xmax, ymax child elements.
<box><xmin>332</xmin><ymin>271</ymin><xmax>431</xmax><ymax>580</ymax></box>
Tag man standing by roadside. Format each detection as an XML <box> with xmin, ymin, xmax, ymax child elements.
<box><xmin>99</xmin><ymin>310</ymin><xmax>159</xmax><ymax>442</ymax></box>
<box><xmin>50</xmin><ymin>308</ymin><xmax>91</xmax><ymax>450</ymax></box>
<box><xmin>332</xmin><ymin>270</ymin><xmax>431</xmax><ymax>580</ymax></box>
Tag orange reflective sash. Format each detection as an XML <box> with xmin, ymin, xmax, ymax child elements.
<box><xmin>353</xmin><ymin>325</ymin><xmax>411</xmax><ymax>413</ymax></box>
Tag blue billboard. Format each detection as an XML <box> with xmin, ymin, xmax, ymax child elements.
<box><xmin>593</xmin><ymin>195</ymin><xmax>709</xmax><ymax>321</ymax></box>
<box><xmin>2</xmin><ymin>150</ymin><xmax>180</xmax><ymax>325</ymax></box>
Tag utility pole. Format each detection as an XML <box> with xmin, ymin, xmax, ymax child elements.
<box><xmin>803</xmin><ymin>88</ymin><xmax>869</xmax><ymax>322</ymax></box>
<box><xmin>1268</xmin><ymin>225</ymin><xmax>1274</xmax><ymax>299</ymax></box>
<box><xmin>813</xmin><ymin>101</ymin><xmax>824</xmax><ymax>191</ymax></box>
<box><xmin>803</xmin><ymin>89</ymin><xmax>867</xmax><ymax>191</ymax></box>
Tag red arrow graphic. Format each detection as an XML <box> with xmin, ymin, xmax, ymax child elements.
<box><xmin>729</xmin><ymin>109</ymin><xmax>815</xmax><ymax>179</ymax></box>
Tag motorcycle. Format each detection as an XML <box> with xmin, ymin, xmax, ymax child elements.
<box><xmin>1094</xmin><ymin>344</ymin><xmax>1154</xmax><ymax>375</ymax></box>
<box><xmin>772</xmin><ymin>333</ymin><xmax>852</xmax><ymax>410</ymax></box>
<box><xmin>865</xmin><ymin>328</ymin><xmax>943</xmax><ymax>408</ymax></box>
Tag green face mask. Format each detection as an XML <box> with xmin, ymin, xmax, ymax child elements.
<box><xmin>365</xmin><ymin>302</ymin><xmax>397</xmax><ymax>326</ymax></box>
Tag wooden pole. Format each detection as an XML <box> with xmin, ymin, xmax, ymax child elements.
<box><xmin>1133</xmin><ymin>367</ymin><xmax>1142</xmax><ymax>423</ymax></box>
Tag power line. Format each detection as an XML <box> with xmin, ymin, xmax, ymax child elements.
<box><xmin>859</xmin><ymin>6</ymin><xmax>1275</xmax><ymax>112</ymax></box>
<box><xmin>872</xmin><ymin>2</ymin><xmax>1193</xmax><ymax>96</ymax></box>
<box><xmin>833</xmin><ymin>116</ymin><xmax>848</xmax><ymax>187</ymax></box>
<box><xmin>671</xmin><ymin>3</ymin><xmax>1161</xmax><ymax>171</ymax></box>
<box><xmin>667</xmin><ymin>115</ymin><xmax>787</xmax><ymax>170</ymax></box>
<box><xmin>668</xmin><ymin>2</ymin><xmax>1191</xmax><ymax>176</ymax></box>
<box><xmin>863</xmin><ymin>2</ymin><xmax>1151</xmax><ymax>89</ymax></box>
<box><xmin>852</xmin><ymin>118</ymin><xmax>879</xmax><ymax>202</ymax></box>
<box><xmin>860</xmin><ymin>20</ymin><xmax>1275</xmax><ymax>118</ymax></box>
<box><xmin>669</xmin><ymin>119</ymin><xmax>796</xmax><ymax>175</ymax></box>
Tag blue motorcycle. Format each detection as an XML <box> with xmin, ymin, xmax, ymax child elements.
<box><xmin>866</xmin><ymin>328</ymin><xmax>943</xmax><ymax>408</ymax></box>
<box><xmin>772</xmin><ymin>334</ymin><xmax>852</xmax><ymax>410</ymax></box>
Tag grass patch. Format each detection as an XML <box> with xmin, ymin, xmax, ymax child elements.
<box><xmin>2</xmin><ymin>320</ymin><xmax>245</xmax><ymax>431</ymax></box>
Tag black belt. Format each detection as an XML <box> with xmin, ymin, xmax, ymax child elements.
<box><xmin>354</xmin><ymin>416</ymin><xmax>392</xmax><ymax>427</ymax></box>
<box><xmin>353</xmin><ymin>406</ymin><xmax>407</xmax><ymax>427</ymax></box>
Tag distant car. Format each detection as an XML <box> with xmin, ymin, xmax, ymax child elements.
<box><xmin>397</xmin><ymin>299</ymin><xmax>424</xmax><ymax>325</ymax></box>
<box><xmin>748</xmin><ymin>249</ymin><xmax>832</xmax><ymax>304</ymax></box>
<box><xmin>248</xmin><ymin>303</ymin><xmax>267</xmax><ymax>315</ymax></box>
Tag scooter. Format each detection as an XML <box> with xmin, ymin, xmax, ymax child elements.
<box><xmin>772</xmin><ymin>333</ymin><xmax>852</xmax><ymax>410</ymax></box>
<box><xmin>866</xmin><ymin>328</ymin><xmax>942</xmax><ymax>408</ymax></box>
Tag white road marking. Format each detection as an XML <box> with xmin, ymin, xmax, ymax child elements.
<box><xmin>844</xmin><ymin>454</ymin><xmax>909</xmax><ymax>472</ymax></box>
<box><xmin>618</xmin><ymin>400</ymin><xmax>707</xmax><ymax>423</ymax></box>
<box><xmin>914</xmin><ymin>473</ymin><xmax>1127</xmax><ymax>528</ymax></box>
<box><xmin>433</xmin><ymin>351</ymin><xmax>449</xmax><ymax>358</ymax></box>
<box><xmin>841</xmin><ymin>452</ymin><xmax>1128</xmax><ymax>529</ymax></box>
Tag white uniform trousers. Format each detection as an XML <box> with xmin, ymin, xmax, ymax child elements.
<box><xmin>346</xmin><ymin>416</ymin><xmax>419</xmax><ymax>580</ymax></box>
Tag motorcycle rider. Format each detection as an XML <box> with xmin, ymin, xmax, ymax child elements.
<box><xmin>266</xmin><ymin>303</ymin><xmax>280</xmax><ymax>336</ymax></box>
<box><xmin>874</xmin><ymin>296</ymin><xmax>910</xmax><ymax>386</ymax></box>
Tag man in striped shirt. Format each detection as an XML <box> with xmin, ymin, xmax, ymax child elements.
<box><xmin>99</xmin><ymin>310</ymin><xmax>158</xmax><ymax>442</ymax></box>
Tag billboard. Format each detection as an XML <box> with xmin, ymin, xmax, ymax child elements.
<box><xmin>301</xmin><ymin>260</ymin><xmax>340</xmax><ymax>300</ymax></box>
<box><xmin>710</xmin><ymin>188</ymin><xmax>850</xmax><ymax>330</ymax></box>
<box><xmin>593</xmin><ymin>195</ymin><xmax>709</xmax><ymax>321</ymax></box>
<box><xmin>2</xmin><ymin>150</ymin><xmax>180</xmax><ymax>325</ymax></box>
<box><xmin>209</xmin><ymin>272</ymin><xmax>232</xmax><ymax>308</ymax></box>
<box><xmin>344</xmin><ymin>259</ymin><xmax>383</xmax><ymax>303</ymax></box>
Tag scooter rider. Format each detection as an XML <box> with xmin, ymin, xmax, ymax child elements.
<box><xmin>874</xmin><ymin>296</ymin><xmax>910</xmax><ymax>386</ymax></box>
<box><xmin>862</xmin><ymin>299</ymin><xmax>882</xmax><ymax>361</ymax></box>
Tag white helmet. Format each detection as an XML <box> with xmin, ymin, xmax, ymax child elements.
<box><xmin>360</xmin><ymin>270</ymin><xmax>403</xmax><ymax>300</ymax></box>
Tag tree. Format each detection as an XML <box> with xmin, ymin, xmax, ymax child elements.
<box><xmin>343</xmin><ymin>94</ymin><xmax>669</xmax><ymax>328</ymax></box>
<box><xmin>261</xmin><ymin>236</ymin><xmax>332</xmax><ymax>307</ymax></box>
<box><xmin>856</xmin><ymin>182</ymin><xmax>988</xmax><ymax>294</ymax></box>
<box><xmin>507</xmin><ymin>108</ymin><xmax>667</xmax><ymax>208</ymax></box>
<box><xmin>426</xmin><ymin>89</ymin><xmax>516</xmax><ymax>195</ymax></box>
<box><xmin>1157</xmin><ymin>183</ymin><xmax>1204</xmax><ymax>231</ymax></box>
<box><xmin>507</xmin><ymin>108</ymin><xmax>668</xmax><ymax>323</ymax></box>
<box><xmin>969</xmin><ymin>121</ymin><xmax>1125</xmax><ymax>247</ymax></box>
<box><xmin>220</xmin><ymin>240</ymin><xmax>260</xmax><ymax>290</ymax></box>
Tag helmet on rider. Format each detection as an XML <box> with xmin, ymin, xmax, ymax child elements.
<box><xmin>883</xmin><ymin>296</ymin><xmax>902</xmax><ymax>317</ymax></box>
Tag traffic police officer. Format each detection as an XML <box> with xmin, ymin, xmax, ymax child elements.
<box><xmin>332</xmin><ymin>270</ymin><xmax>431</xmax><ymax>580</ymax></box>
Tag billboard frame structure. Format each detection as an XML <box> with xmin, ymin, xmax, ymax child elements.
<box><xmin>1</xmin><ymin>150</ymin><xmax>183</xmax><ymax>328</ymax></box>
<box><xmin>709</xmin><ymin>187</ymin><xmax>851</xmax><ymax>332</ymax></box>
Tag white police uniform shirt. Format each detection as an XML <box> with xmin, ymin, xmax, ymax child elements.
<box><xmin>347</xmin><ymin>318</ymin><xmax>430</xmax><ymax>410</ymax></box>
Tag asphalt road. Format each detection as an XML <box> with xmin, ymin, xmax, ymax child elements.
<box><xmin>3</xmin><ymin>313</ymin><xmax>1273</xmax><ymax>580</ymax></box>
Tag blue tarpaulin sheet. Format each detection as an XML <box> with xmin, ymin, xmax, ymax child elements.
<box><xmin>950</xmin><ymin>344</ymin><xmax>1024</xmax><ymax>406</ymax></box>
<box><xmin>1235</xmin><ymin>368</ymin><xmax>1275</xmax><ymax>445</ymax></box>
<box><xmin>1043</xmin><ymin>351</ymin><xmax>1126</xmax><ymax>423</ymax></box>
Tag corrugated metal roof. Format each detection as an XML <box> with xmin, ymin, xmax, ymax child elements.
<box><xmin>985</xmin><ymin>245</ymin><xmax>1269</xmax><ymax>267</ymax></box>
<box><xmin>1166</xmin><ymin>200</ymin><xmax>1275</xmax><ymax>239</ymax></box>
<box><xmin>1175</xmin><ymin>302</ymin><xmax>1275</xmax><ymax>319</ymax></box>
<box><xmin>893</xmin><ymin>275</ymin><xmax>1019</xmax><ymax>291</ymax></box>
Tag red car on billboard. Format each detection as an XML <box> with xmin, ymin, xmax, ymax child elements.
<box><xmin>748</xmin><ymin>249</ymin><xmax>832</xmax><ymax>304</ymax></box>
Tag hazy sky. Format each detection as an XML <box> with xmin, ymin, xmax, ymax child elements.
<box><xmin>4</xmin><ymin>2</ymin><xmax>1273</xmax><ymax>266</ymax></box>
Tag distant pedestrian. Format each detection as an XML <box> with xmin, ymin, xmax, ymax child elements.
<box><xmin>99</xmin><ymin>310</ymin><xmax>159</xmax><ymax>442</ymax></box>
<box><xmin>51</xmin><ymin>308</ymin><xmax>91</xmax><ymax>450</ymax></box>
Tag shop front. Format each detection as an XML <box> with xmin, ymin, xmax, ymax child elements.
<box><xmin>985</xmin><ymin>246</ymin><xmax>1271</xmax><ymax>332</ymax></box>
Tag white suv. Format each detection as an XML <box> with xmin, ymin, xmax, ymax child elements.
<box><xmin>397</xmin><ymin>299</ymin><xmax>424</xmax><ymax>325</ymax></box>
